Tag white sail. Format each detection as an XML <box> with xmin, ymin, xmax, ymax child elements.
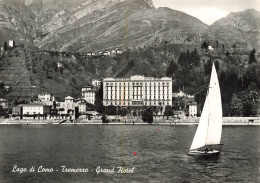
<box><xmin>190</xmin><ymin>63</ymin><xmax>222</xmax><ymax>150</ymax></box>
<box><xmin>190</xmin><ymin>96</ymin><xmax>209</xmax><ymax>150</ymax></box>
<box><xmin>205</xmin><ymin>64</ymin><xmax>222</xmax><ymax>145</ymax></box>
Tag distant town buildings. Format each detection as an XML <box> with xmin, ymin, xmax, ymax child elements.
<box><xmin>22</xmin><ymin>103</ymin><xmax>50</xmax><ymax>115</ymax></box>
<box><xmin>57</xmin><ymin>63</ymin><xmax>63</xmax><ymax>68</ymax></box>
<box><xmin>8</xmin><ymin>40</ymin><xmax>15</xmax><ymax>48</ymax></box>
<box><xmin>38</xmin><ymin>92</ymin><xmax>55</xmax><ymax>106</ymax></box>
<box><xmin>12</xmin><ymin>105</ymin><xmax>23</xmax><ymax>117</ymax></box>
<box><xmin>208</xmin><ymin>45</ymin><xmax>214</xmax><ymax>51</ymax></box>
<box><xmin>92</xmin><ymin>79</ymin><xmax>101</xmax><ymax>87</ymax></box>
<box><xmin>115</xmin><ymin>48</ymin><xmax>123</xmax><ymax>54</ymax></box>
<box><xmin>0</xmin><ymin>47</ymin><xmax>4</xmax><ymax>56</ymax></box>
<box><xmin>172</xmin><ymin>91</ymin><xmax>194</xmax><ymax>99</ymax></box>
<box><xmin>103</xmin><ymin>75</ymin><xmax>172</xmax><ymax>107</ymax></box>
<box><xmin>38</xmin><ymin>93</ymin><xmax>55</xmax><ymax>102</ymax></box>
<box><xmin>82</xmin><ymin>86</ymin><xmax>96</xmax><ymax>105</ymax></box>
<box><xmin>103</xmin><ymin>51</ymin><xmax>111</xmax><ymax>56</ymax></box>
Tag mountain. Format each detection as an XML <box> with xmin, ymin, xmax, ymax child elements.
<box><xmin>208</xmin><ymin>9</ymin><xmax>260</xmax><ymax>49</ymax></box>
<box><xmin>1</xmin><ymin>0</ymin><xmax>260</xmax><ymax>51</ymax></box>
<box><xmin>0</xmin><ymin>0</ymin><xmax>208</xmax><ymax>51</ymax></box>
<box><xmin>0</xmin><ymin>0</ymin><xmax>36</xmax><ymax>47</ymax></box>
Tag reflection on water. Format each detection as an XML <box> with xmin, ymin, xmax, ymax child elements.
<box><xmin>0</xmin><ymin>125</ymin><xmax>259</xmax><ymax>182</ymax></box>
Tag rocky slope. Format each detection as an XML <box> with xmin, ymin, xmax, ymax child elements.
<box><xmin>208</xmin><ymin>9</ymin><xmax>260</xmax><ymax>49</ymax></box>
<box><xmin>0</xmin><ymin>0</ymin><xmax>260</xmax><ymax>51</ymax></box>
<box><xmin>0</xmin><ymin>0</ymin><xmax>208</xmax><ymax>51</ymax></box>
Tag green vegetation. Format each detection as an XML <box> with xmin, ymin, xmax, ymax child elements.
<box><xmin>166</xmin><ymin>45</ymin><xmax>259</xmax><ymax>117</ymax></box>
<box><xmin>164</xmin><ymin>105</ymin><xmax>174</xmax><ymax>119</ymax></box>
<box><xmin>142</xmin><ymin>107</ymin><xmax>153</xmax><ymax>123</ymax></box>
<box><xmin>0</xmin><ymin>41</ymin><xmax>259</xmax><ymax>116</ymax></box>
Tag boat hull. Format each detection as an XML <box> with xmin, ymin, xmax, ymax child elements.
<box><xmin>187</xmin><ymin>150</ymin><xmax>220</xmax><ymax>156</ymax></box>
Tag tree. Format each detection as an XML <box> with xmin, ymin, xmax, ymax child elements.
<box><xmin>0</xmin><ymin>82</ymin><xmax>7</xmax><ymax>97</ymax></box>
<box><xmin>249</xmin><ymin>48</ymin><xmax>257</xmax><ymax>64</ymax></box>
<box><xmin>191</xmin><ymin>48</ymin><xmax>200</xmax><ymax>66</ymax></box>
<box><xmin>225</xmin><ymin>51</ymin><xmax>230</xmax><ymax>57</ymax></box>
<box><xmin>142</xmin><ymin>107</ymin><xmax>153</xmax><ymax>123</ymax></box>
<box><xmin>164</xmin><ymin>105</ymin><xmax>173</xmax><ymax>119</ymax></box>
<box><xmin>95</xmin><ymin>98</ymin><xmax>103</xmax><ymax>114</ymax></box>
<box><xmin>59</xmin><ymin>67</ymin><xmax>64</xmax><ymax>74</ymax></box>
<box><xmin>105</xmin><ymin>105</ymin><xmax>117</xmax><ymax>115</ymax></box>
<box><xmin>95</xmin><ymin>82</ymin><xmax>103</xmax><ymax>113</ymax></box>
<box><xmin>166</xmin><ymin>61</ymin><xmax>179</xmax><ymax>77</ymax></box>
<box><xmin>242</xmin><ymin>101</ymin><xmax>255</xmax><ymax>117</ymax></box>
<box><xmin>230</xmin><ymin>94</ymin><xmax>243</xmax><ymax>116</ymax></box>
<box><xmin>3</xmin><ymin>41</ymin><xmax>7</xmax><ymax>51</ymax></box>
<box><xmin>204</xmin><ymin>59</ymin><xmax>213</xmax><ymax>75</ymax></box>
<box><xmin>120</xmin><ymin>108</ymin><xmax>128</xmax><ymax>116</ymax></box>
<box><xmin>201</xmin><ymin>41</ymin><xmax>208</xmax><ymax>49</ymax></box>
<box><xmin>215</xmin><ymin>61</ymin><xmax>219</xmax><ymax>73</ymax></box>
<box><xmin>101</xmin><ymin>114</ymin><xmax>108</xmax><ymax>123</ymax></box>
<box><xmin>0</xmin><ymin>105</ymin><xmax>8</xmax><ymax>118</ymax></box>
<box><xmin>248</xmin><ymin>90</ymin><xmax>258</xmax><ymax>102</ymax></box>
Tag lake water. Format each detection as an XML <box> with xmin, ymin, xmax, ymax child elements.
<box><xmin>0</xmin><ymin>125</ymin><xmax>259</xmax><ymax>183</ymax></box>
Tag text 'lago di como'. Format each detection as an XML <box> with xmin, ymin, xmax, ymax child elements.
<box><xmin>11</xmin><ymin>165</ymin><xmax>135</xmax><ymax>174</ymax></box>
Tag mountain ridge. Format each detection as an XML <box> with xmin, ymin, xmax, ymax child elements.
<box><xmin>0</xmin><ymin>0</ymin><xmax>259</xmax><ymax>51</ymax></box>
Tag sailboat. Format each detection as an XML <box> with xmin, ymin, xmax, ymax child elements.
<box><xmin>188</xmin><ymin>63</ymin><xmax>223</xmax><ymax>156</ymax></box>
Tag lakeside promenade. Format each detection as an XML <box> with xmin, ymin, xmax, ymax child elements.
<box><xmin>0</xmin><ymin>117</ymin><xmax>259</xmax><ymax>125</ymax></box>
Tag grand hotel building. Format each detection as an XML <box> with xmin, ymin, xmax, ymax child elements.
<box><xmin>103</xmin><ymin>75</ymin><xmax>172</xmax><ymax>107</ymax></box>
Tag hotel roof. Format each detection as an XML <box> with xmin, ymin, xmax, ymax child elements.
<box><xmin>103</xmin><ymin>75</ymin><xmax>172</xmax><ymax>81</ymax></box>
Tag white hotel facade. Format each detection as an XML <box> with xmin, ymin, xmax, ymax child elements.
<box><xmin>103</xmin><ymin>75</ymin><xmax>172</xmax><ymax>107</ymax></box>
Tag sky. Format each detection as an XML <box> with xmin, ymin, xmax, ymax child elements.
<box><xmin>152</xmin><ymin>0</ymin><xmax>260</xmax><ymax>25</ymax></box>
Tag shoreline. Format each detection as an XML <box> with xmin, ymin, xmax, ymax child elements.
<box><xmin>0</xmin><ymin>121</ymin><xmax>260</xmax><ymax>126</ymax></box>
<box><xmin>0</xmin><ymin>117</ymin><xmax>259</xmax><ymax>126</ymax></box>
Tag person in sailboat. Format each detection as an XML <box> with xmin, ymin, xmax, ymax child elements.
<box><xmin>205</xmin><ymin>147</ymin><xmax>209</xmax><ymax>153</ymax></box>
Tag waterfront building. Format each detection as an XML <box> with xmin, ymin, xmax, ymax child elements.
<box><xmin>57</xmin><ymin>96</ymin><xmax>75</xmax><ymax>114</ymax></box>
<box><xmin>12</xmin><ymin>105</ymin><xmax>23</xmax><ymax>117</ymax></box>
<box><xmin>78</xmin><ymin>102</ymin><xmax>87</xmax><ymax>113</ymax></box>
<box><xmin>22</xmin><ymin>103</ymin><xmax>50</xmax><ymax>115</ymax></box>
<box><xmin>82</xmin><ymin>86</ymin><xmax>96</xmax><ymax>105</ymax></box>
<box><xmin>188</xmin><ymin>102</ymin><xmax>197</xmax><ymax>117</ymax></box>
<box><xmin>0</xmin><ymin>98</ymin><xmax>9</xmax><ymax>108</ymax></box>
<box><xmin>103</xmin><ymin>75</ymin><xmax>172</xmax><ymax>107</ymax></box>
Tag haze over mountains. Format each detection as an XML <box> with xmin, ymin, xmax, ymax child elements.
<box><xmin>0</xmin><ymin>0</ymin><xmax>259</xmax><ymax>51</ymax></box>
